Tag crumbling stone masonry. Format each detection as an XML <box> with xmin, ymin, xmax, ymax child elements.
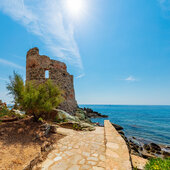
<box><xmin>26</xmin><ymin>47</ymin><xmax>77</xmax><ymax>115</ymax></box>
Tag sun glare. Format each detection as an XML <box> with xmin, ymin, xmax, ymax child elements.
<box><xmin>65</xmin><ymin>0</ymin><xmax>85</xmax><ymax>17</ymax></box>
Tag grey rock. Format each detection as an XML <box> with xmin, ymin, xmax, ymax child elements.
<box><xmin>111</xmin><ymin>123</ymin><xmax>123</xmax><ymax>130</ymax></box>
<box><xmin>53</xmin><ymin>109</ymin><xmax>80</xmax><ymax>122</ymax></box>
<box><xmin>162</xmin><ymin>151</ymin><xmax>170</xmax><ymax>158</ymax></box>
<box><xmin>150</xmin><ymin>143</ymin><xmax>161</xmax><ymax>152</ymax></box>
<box><xmin>143</xmin><ymin>144</ymin><xmax>150</xmax><ymax>151</ymax></box>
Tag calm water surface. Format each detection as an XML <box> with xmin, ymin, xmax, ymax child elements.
<box><xmin>79</xmin><ymin>105</ymin><xmax>170</xmax><ymax>145</ymax></box>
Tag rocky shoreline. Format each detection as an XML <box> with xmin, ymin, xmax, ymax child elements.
<box><xmin>110</xmin><ymin>123</ymin><xmax>170</xmax><ymax>160</ymax></box>
<box><xmin>79</xmin><ymin>107</ymin><xmax>108</xmax><ymax>118</ymax></box>
<box><xmin>84</xmin><ymin>107</ymin><xmax>170</xmax><ymax>160</ymax></box>
<box><xmin>127</xmin><ymin>136</ymin><xmax>170</xmax><ymax>159</ymax></box>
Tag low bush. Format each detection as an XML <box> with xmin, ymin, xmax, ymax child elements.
<box><xmin>73</xmin><ymin>123</ymin><xmax>82</xmax><ymax>130</ymax></box>
<box><xmin>145</xmin><ymin>158</ymin><xmax>170</xmax><ymax>170</ymax></box>
<box><xmin>0</xmin><ymin>103</ymin><xmax>10</xmax><ymax>117</ymax></box>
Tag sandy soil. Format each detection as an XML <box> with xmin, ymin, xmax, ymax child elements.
<box><xmin>0</xmin><ymin>117</ymin><xmax>63</xmax><ymax>170</ymax></box>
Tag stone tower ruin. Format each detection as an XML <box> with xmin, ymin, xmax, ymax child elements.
<box><xmin>26</xmin><ymin>47</ymin><xmax>77</xmax><ymax>114</ymax></box>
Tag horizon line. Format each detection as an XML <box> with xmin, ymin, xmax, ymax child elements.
<box><xmin>78</xmin><ymin>104</ymin><xmax>170</xmax><ymax>106</ymax></box>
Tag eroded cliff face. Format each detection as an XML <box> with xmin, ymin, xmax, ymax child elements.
<box><xmin>26</xmin><ymin>47</ymin><xmax>77</xmax><ymax>115</ymax></box>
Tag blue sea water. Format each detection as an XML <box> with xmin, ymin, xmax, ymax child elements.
<box><xmin>79</xmin><ymin>105</ymin><xmax>170</xmax><ymax>145</ymax></box>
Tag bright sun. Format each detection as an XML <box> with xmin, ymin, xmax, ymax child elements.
<box><xmin>65</xmin><ymin>0</ymin><xmax>85</xmax><ymax>17</ymax></box>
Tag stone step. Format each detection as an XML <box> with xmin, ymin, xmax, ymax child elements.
<box><xmin>104</xmin><ymin>120</ymin><xmax>132</xmax><ymax>170</ymax></box>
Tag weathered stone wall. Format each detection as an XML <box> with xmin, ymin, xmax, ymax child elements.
<box><xmin>104</xmin><ymin>120</ymin><xmax>132</xmax><ymax>170</ymax></box>
<box><xmin>26</xmin><ymin>47</ymin><xmax>77</xmax><ymax>114</ymax></box>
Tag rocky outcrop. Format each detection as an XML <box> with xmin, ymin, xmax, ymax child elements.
<box><xmin>52</xmin><ymin>109</ymin><xmax>79</xmax><ymax>122</ymax></box>
<box><xmin>111</xmin><ymin>123</ymin><xmax>123</xmax><ymax>131</ymax></box>
<box><xmin>128</xmin><ymin>137</ymin><xmax>170</xmax><ymax>159</ymax></box>
<box><xmin>111</xmin><ymin>122</ymin><xmax>170</xmax><ymax>163</ymax></box>
<box><xmin>80</xmin><ymin>107</ymin><xmax>108</xmax><ymax>118</ymax></box>
<box><xmin>150</xmin><ymin>143</ymin><xmax>161</xmax><ymax>152</ymax></box>
<box><xmin>48</xmin><ymin>109</ymin><xmax>95</xmax><ymax>131</ymax></box>
<box><xmin>26</xmin><ymin>47</ymin><xmax>77</xmax><ymax>115</ymax></box>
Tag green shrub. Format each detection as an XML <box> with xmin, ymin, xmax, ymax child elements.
<box><xmin>73</xmin><ymin>123</ymin><xmax>82</xmax><ymax>130</ymax></box>
<box><xmin>7</xmin><ymin>72</ymin><xmax>63</xmax><ymax>121</ymax></box>
<box><xmin>0</xmin><ymin>103</ymin><xmax>11</xmax><ymax>118</ymax></box>
<box><xmin>145</xmin><ymin>158</ymin><xmax>170</xmax><ymax>170</ymax></box>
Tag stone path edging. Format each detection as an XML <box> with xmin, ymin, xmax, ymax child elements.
<box><xmin>104</xmin><ymin>120</ymin><xmax>132</xmax><ymax>170</ymax></box>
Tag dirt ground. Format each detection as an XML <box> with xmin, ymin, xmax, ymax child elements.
<box><xmin>0</xmin><ymin>117</ymin><xmax>63</xmax><ymax>170</ymax></box>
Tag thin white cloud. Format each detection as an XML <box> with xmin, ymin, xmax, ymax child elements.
<box><xmin>0</xmin><ymin>0</ymin><xmax>83</xmax><ymax>75</ymax></box>
<box><xmin>0</xmin><ymin>58</ymin><xmax>24</xmax><ymax>69</ymax></box>
<box><xmin>125</xmin><ymin>76</ymin><xmax>136</xmax><ymax>82</ymax></box>
<box><xmin>0</xmin><ymin>77</ymin><xmax>8</xmax><ymax>81</ymax></box>
<box><xmin>76</xmin><ymin>73</ymin><xmax>85</xmax><ymax>79</ymax></box>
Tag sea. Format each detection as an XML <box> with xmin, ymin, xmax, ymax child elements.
<box><xmin>79</xmin><ymin>105</ymin><xmax>170</xmax><ymax>146</ymax></box>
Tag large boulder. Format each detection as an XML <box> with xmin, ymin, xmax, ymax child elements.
<box><xmin>150</xmin><ymin>143</ymin><xmax>161</xmax><ymax>152</ymax></box>
<box><xmin>80</xmin><ymin>122</ymin><xmax>95</xmax><ymax>131</ymax></box>
<box><xmin>111</xmin><ymin>123</ymin><xmax>123</xmax><ymax>130</ymax></box>
<box><xmin>48</xmin><ymin>109</ymin><xmax>79</xmax><ymax>122</ymax></box>
<box><xmin>75</xmin><ymin>108</ymin><xmax>86</xmax><ymax>120</ymax></box>
<box><xmin>143</xmin><ymin>144</ymin><xmax>151</xmax><ymax>151</ymax></box>
<box><xmin>48</xmin><ymin>109</ymin><xmax>95</xmax><ymax>131</ymax></box>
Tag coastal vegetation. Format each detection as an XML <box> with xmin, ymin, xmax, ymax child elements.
<box><xmin>6</xmin><ymin>72</ymin><xmax>63</xmax><ymax>121</ymax></box>
<box><xmin>0</xmin><ymin>100</ymin><xmax>26</xmax><ymax>121</ymax></box>
<box><xmin>145</xmin><ymin>158</ymin><xmax>170</xmax><ymax>170</ymax></box>
<box><xmin>0</xmin><ymin>101</ymin><xmax>10</xmax><ymax>118</ymax></box>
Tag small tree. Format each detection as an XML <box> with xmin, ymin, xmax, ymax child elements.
<box><xmin>7</xmin><ymin>72</ymin><xmax>63</xmax><ymax>121</ymax></box>
<box><xmin>6</xmin><ymin>71</ymin><xmax>24</xmax><ymax>109</ymax></box>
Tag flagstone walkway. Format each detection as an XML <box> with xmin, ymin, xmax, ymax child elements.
<box><xmin>38</xmin><ymin>120</ymin><xmax>132</xmax><ymax>170</ymax></box>
<box><xmin>40</xmin><ymin>127</ymin><xmax>106</xmax><ymax>170</ymax></box>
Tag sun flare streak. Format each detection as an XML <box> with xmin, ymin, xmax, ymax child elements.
<box><xmin>0</xmin><ymin>0</ymin><xmax>85</xmax><ymax>76</ymax></box>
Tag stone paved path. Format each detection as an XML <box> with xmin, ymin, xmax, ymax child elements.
<box><xmin>38</xmin><ymin>121</ymin><xmax>132</xmax><ymax>170</ymax></box>
<box><xmin>40</xmin><ymin>127</ymin><xmax>106</xmax><ymax>170</ymax></box>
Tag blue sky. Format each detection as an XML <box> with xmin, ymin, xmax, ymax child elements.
<box><xmin>0</xmin><ymin>0</ymin><xmax>170</xmax><ymax>105</ymax></box>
